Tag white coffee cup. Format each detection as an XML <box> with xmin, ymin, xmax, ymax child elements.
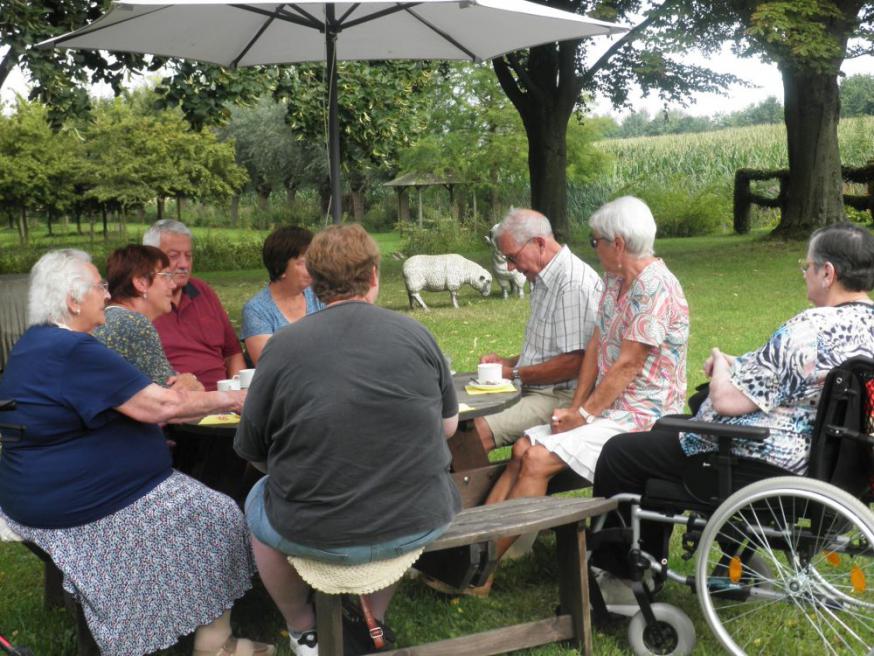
<box><xmin>217</xmin><ymin>378</ymin><xmax>240</xmax><ymax>392</ymax></box>
<box><xmin>237</xmin><ymin>368</ymin><xmax>256</xmax><ymax>389</ymax></box>
<box><xmin>477</xmin><ymin>362</ymin><xmax>503</xmax><ymax>385</ymax></box>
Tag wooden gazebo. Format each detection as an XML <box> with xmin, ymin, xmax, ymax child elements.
<box><xmin>383</xmin><ymin>172</ymin><xmax>472</xmax><ymax>226</ymax></box>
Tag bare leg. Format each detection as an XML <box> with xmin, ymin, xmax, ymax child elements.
<box><xmin>193</xmin><ymin>610</ymin><xmax>232</xmax><ymax>652</ymax></box>
<box><xmin>484</xmin><ymin>437</ymin><xmax>531</xmax><ymax>505</ymax></box>
<box><xmin>474</xmin><ymin>416</ymin><xmax>496</xmax><ymax>452</ymax></box>
<box><xmin>251</xmin><ymin>535</ymin><xmax>315</xmax><ymax>633</ymax></box>
<box><xmin>494</xmin><ymin>445</ymin><xmax>567</xmax><ymax>560</ymax></box>
<box><xmin>361</xmin><ymin>582</ymin><xmax>398</xmax><ymax>622</ymax></box>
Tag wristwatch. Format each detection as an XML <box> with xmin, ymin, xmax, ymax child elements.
<box><xmin>511</xmin><ymin>367</ymin><xmax>521</xmax><ymax>385</ymax></box>
<box><xmin>577</xmin><ymin>406</ymin><xmax>594</xmax><ymax>423</ymax></box>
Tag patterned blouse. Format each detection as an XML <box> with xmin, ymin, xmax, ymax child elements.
<box><xmin>93</xmin><ymin>306</ymin><xmax>176</xmax><ymax>387</ymax></box>
<box><xmin>680</xmin><ymin>302</ymin><xmax>874</xmax><ymax>474</ymax></box>
<box><xmin>596</xmin><ymin>259</ymin><xmax>689</xmax><ymax>431</ymax></box>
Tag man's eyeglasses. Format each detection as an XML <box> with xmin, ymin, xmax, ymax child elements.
<box><xmin>590</xmin><ymin>236</ymin><xmax>610</xmax><ymax>249</ymax></box>
<box><xmin>799</xmin><ymin>258</ymin><xmax>821</xmax><ymax>273</ymax></box>
<box><xmin>504</xmin><ymin>239</ymin><xmax>533</xmax><ymax>265</ymax></box>
<box><xmin>92</xmin><ymin>280</ymin><xmax>109</xmax><ymax>292</ymax></box>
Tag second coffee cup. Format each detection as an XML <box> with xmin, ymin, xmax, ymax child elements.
<box><xmin>477</xmin><ymin>362</ymin><xmax>503</xmax><ymax>385</ymax></box>
<box><xmin>237</xmin><ymin>368</ymin><xmax>256</xmax><ymax>389</ymax></box>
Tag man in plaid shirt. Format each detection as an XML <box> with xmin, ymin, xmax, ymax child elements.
<box><xmin>475</xmin><ymin>209</ymin><xmax>602</xmax><ymax>454</ymax></box>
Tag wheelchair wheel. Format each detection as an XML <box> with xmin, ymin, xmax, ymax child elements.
<box><xmin>696</xmin><ymin>476</ymin><xmax>874</xmax><ymax>656</ymax></box>
<box><xmin>627</xmin><ymin>603</ymin><xmax>695</xmax><ymax>656</ymax></box>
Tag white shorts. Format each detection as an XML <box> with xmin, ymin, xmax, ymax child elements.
<box><xmin>525</xmin><ymin>418</ymin><xmax>627</xmax><ymax>482</ymax></box>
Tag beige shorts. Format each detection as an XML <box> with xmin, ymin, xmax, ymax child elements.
<box><xmin>484</xmin><ymin>386</ymin><xmax>576</xmax><ymax>448</ymax></box>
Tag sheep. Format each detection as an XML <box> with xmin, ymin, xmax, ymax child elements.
<box><xmin>402</xmin><ymin>254</ymin><xmax>492</xmax><ymax>310</ymax></box>
<box><xmin>485</xmin><ymin>223</ymin><xmax>527</xmax><ymax>299</ymax></box>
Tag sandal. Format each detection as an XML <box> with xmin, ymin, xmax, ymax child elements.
<box><xmin>193</xmin><ymin>636</ymin><xmax>276</xmax><ymax>656</ymax></box>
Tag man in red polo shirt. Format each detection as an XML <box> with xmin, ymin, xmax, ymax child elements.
<box><xmin>144</xmin><ymin>220</ymin><xmax>245</xmax><ymax>391</ymax></box>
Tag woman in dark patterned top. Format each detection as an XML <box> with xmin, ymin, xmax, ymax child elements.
<box><xmin>94</xmin><ymin>245</ymin><xmax>203</xmax><ymax>391</ymax></box>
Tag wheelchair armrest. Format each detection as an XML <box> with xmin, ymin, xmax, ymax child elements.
<box><xmin>655</xmin><ymin>417</ymin><xmax>769</xmax><ymax>441</ymax></box>
<box><xmin>657</xmin><ymin>417</ymin><xmax>769</xmax><ymax>502</ymax></box>
<box><xmin>0</xmin><ymin>399</ymin><xmax>14</xmax><ymax>412</ymax></box>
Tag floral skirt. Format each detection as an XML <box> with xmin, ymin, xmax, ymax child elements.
<box><xmin>0</xmin><ymin>471</ymin><xmax>254</xmax><ymax>656</ymax></box>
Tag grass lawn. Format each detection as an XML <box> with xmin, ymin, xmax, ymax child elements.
<box><xmin>0</xmin><ymin>229</ymin><xmax>825</xmax><ymax>655</ymax></box>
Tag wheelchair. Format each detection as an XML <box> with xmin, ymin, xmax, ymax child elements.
<box><xmin>588</xmin><ymin>356</ymin><xmax>874</xmax><ymax>656</ymax></box>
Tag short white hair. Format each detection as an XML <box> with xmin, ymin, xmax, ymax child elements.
<box><xmin>27</xmin><ymin>249</ymin><xmax>94</xmax><ymax>326</ymax></box>
<box><xmin>143</xmin><ymin>219</ymin><xmax>192</xmax><ymax>247</ymax></box>
<box><xmin>495</xmin><ymin>208</ymin><xmax>553</xmax><ymax>245</ymax></box>
<box><xmin>589</xmin><ymin>196</ymin><xmax>656</xmax><ymax>258</ymax></box>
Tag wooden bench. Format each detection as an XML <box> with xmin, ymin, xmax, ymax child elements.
<box><xmin>314</xmin><ymin>495</ymin><xmax>616</xmax><ymax>656</ymax></box>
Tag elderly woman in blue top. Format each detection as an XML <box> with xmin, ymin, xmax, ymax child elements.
<box><xmin>592</xmin><ymin>222</ymin><xmax>874</xmax><ymax>589</ymax></box>
<box><xmin>242</xmin><ymin>226</ymin><xmax>324</xmax><ymax>365</ymax></box>
<box><xmin>0</xmin><ymin>249</ymin><xmax>274</xmax><ymax>656</ymax></box>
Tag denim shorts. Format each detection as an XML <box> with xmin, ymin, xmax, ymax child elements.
<box><xmin>245</xmin><ymin>475</ymin><xmax>449</xmax><ymax>565</ymax></box>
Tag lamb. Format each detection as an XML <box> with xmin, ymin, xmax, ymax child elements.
<box><xmin>485</xmin><ymin>223</ymin><xmax>527</xmax><ymax>299</ymax></box>
<box><xmin>402</xmin><ymin>254</ymin><xmax>492</xmax><ymax>310</ymax></box>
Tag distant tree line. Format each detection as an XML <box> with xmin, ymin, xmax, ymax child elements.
<box><xmin>597</xmin><ymin>73</ymin><xmax>874</xmax><ymax>139</ymax></box>
<box><xmin>0</xmin><ymin>91</ymin><xmax>245</xmax><ymax>244</ymax></box>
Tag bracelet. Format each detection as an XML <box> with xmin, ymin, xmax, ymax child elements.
<box><xmin>511</xmin><ymin>367</ymin><xmax>521</xmax><ymax>383</ymax></box>
<box><xmin>577</xmin><ymin>406</ymin><xmax>594</xmax><ymax>423</ymax></box>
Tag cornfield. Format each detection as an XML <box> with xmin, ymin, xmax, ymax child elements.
<box><xmin>595</xmin><ymin>116</ymin><xmax>874</xmax><ymax>188</ymax></box>
<box><xmin>570</xmin><ymin>116</ymin><xmax>874</xmax><ymax>234</ymax></box>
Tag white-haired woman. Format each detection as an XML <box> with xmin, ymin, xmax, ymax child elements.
<box><xmin>483</xmin><ymin>197</ymin><xmax>689</xmax><ymax>569</ymax></box>
<box><xmin>0</xmin><ymin>249</ymin><xmax>274</xmax><ymax>656</ymax></box>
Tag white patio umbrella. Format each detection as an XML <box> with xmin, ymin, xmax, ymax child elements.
<box><xmin>41</xmin><ymin>1</ymin><xmax>626</xmax><ymax>222</ymax></box>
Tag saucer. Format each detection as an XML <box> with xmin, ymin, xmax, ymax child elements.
<box><xmin>470</xmin><ymin>378</ymin><xmax>512</xmax><ymax>389</ymax></box>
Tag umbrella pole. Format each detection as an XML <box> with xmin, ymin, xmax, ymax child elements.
<box><xmin>326</xmin><ymin>6</ymin><xmax>342</xmax><ymax>224</ymax></box>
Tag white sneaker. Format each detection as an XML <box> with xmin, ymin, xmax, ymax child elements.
<box><xmin>289</xmin><ymin>630</ymin><xmax>318</xmax><ymax>656</ymax></box>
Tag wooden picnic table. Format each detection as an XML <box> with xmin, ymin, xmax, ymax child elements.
<box><xmin>171</xmin><ymin>372</ymin><xmax>523</xmax><ymax>505</ymax></box>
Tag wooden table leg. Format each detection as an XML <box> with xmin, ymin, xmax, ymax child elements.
<box><xmin>447</xmin><ymin>423</ymin><xmax>491</xmax><ymax>471</ymax></box>
<box><xmin>555</xmin><ymin>521</ymin><xmax>592</xmax><ymax>656</ymax></box>
<box><xmin>315</xmin><ymin>592</ymin><xmax>344</xmax><ymax>655</ymax></box>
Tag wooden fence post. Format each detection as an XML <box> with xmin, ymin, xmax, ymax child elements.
<box><xmin>733</xmin><ymin>169</ymin><xmax>751</xmax><ymax>234</ymax></box>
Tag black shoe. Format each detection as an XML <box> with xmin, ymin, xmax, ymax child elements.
<box><xmin>341</xmin><ymin>597</ymin><xmax>396</xmax><ymax>655</ymax></box>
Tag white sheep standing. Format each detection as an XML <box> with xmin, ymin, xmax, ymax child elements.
<box><xmin>485</xmin><ymin>223</ymin><xmax>527</xmax><ymax>299</ymax></box>
<box><xmin>403</xmin><ymin>254</ymin><xmax>492</xmax><ymax>310</ymax></box>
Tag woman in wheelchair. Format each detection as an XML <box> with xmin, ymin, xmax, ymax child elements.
<box><xmin>591</xmin><ymin>222</ymin><xmax>874</xmax><ymax>655</ymax></box>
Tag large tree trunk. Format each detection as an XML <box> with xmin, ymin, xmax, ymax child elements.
<box><xmin>493</xmin><ymin>42</ymin><xmax>581</xmax><ymax>243</ymax></box>
<box><xmin>774</xmin><ymin>65</ymin><xmax>846</xmax><ymax>238</ymax></box>
<box><xmin>528</xmin><ymin>113</ymin><xmax>570</xmax><ymax>241</ymax></box>
<box><xmin>156</xmin><ymin>197</ymin><xmax>165</xmax><ymax>220</ymax></box>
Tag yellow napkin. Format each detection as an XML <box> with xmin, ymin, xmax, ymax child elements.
<box><xmin>198</xmin><ymin>413</ymin><xmax>240</xmax><ymax>426</ymax></box>
<box><xmin>458</xmin><ymin>402</ymin><xmax>474</xmax><ymax>413</ymax></box>
<box><xmin>464</xmin><ymin>382</ymin><xmax>517</xmax><ymax>395</ymax></box>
